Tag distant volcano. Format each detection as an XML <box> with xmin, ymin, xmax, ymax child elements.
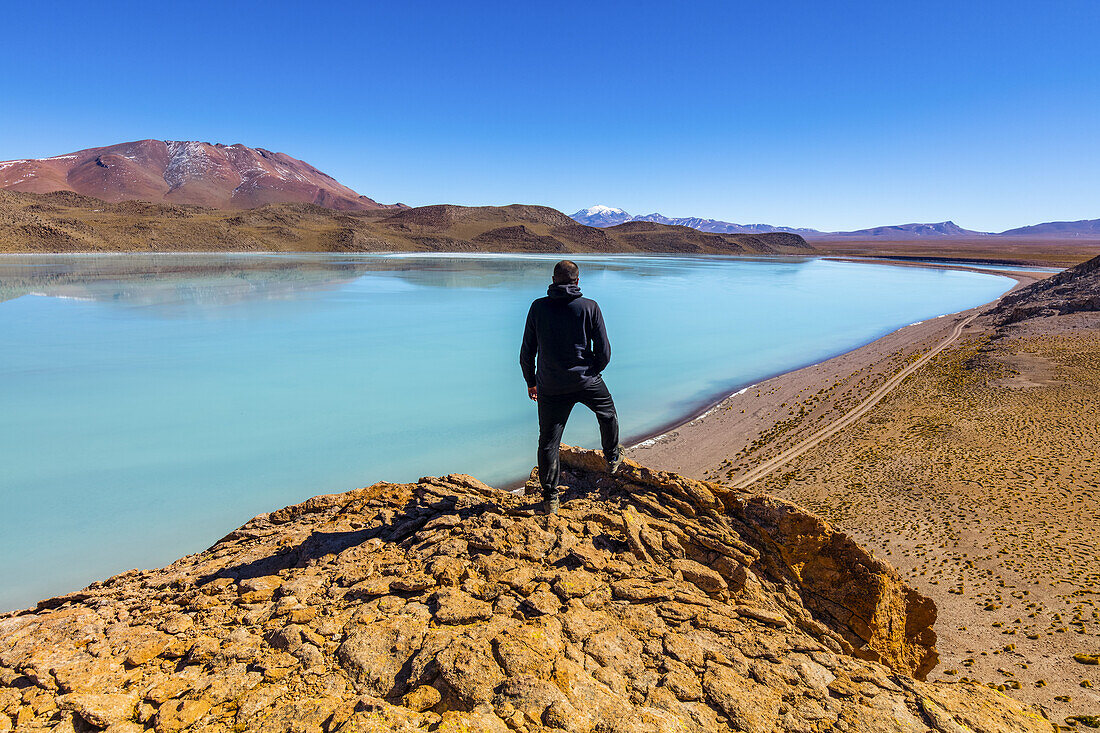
<box><xmin>569</xmin><ymin>204</ymin><xmax>634</xmax><ymax>227</ymax></box>
<box><xmin>0</xmin><ymin>140</ymin><xmax>402</xmax><ymax>211</ymax></box>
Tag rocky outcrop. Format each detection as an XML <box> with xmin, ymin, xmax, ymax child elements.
<box><xmin>992</xmin><ymin>254</ymin><xmax>1100</xmax><ymax>324</ymax></box>
<box><xmin>0</xmin><ymin>449</ymin><xmax>1051</xmax><ymax>732</ymax></box>
<box><xmin>606</xmin><ymin>222</ymin><xmax>813</xmax><ymax>255</ymax></box>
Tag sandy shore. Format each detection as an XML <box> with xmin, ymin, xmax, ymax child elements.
<box><xmin>628</xmin><ymin>267</ymin><xmax>1041</xmax><ymax>478</ymax></box>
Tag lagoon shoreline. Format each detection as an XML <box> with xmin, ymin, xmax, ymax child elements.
<box><xmin>625</xmin><ymin>264</ymin><xmax>1042</xmax><ymax>480</ymax></box>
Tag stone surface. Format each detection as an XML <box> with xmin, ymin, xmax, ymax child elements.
<box><xmin>993</xmin><ymin>253</ymin><xmax>1100</xmax><ymax>324</ymax></box>
<box><xmin>402</xmin><ymin>685</ymin><xmax>441</xmax><ymax>712</ymax></box>
<box><xmin>431</xmin><ymin>589</ymin><xmax>493</xmax><ymax>625</ymax></box>
<box><xmin>56</xmin><ymin>692</ymin><xmax>138</xmax><ymax>728</ymax></box>
<box><xmin>0</xmin><ymin>448</ymin><xmax>1052</xmax><ymax>732</ymax></box>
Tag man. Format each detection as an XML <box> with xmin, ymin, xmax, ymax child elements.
<box><xmin>520</xmin><ymin>260</ymin><xmax>621</xmax><ymax>514</ymax></box>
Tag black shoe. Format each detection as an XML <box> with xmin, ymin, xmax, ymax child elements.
<box><xmin>542</xmin><ymin>489</ymin><xmax>560</xmax><ymax>515</ymax></box>
<box><xmin>606</xmin><ymin>445</ymin><xmax>623</xmax><ymax>474</ymax></box>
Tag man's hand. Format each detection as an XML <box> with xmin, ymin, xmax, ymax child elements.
<box><xmin>528</xmin><ymin>386</ymin><xmax>538</xmax><ymax>401</ymax></box>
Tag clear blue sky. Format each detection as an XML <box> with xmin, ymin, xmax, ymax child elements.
<box><xmin>2</xmin><ymin>0</ymin><xmax>1098</xmax><ymax>231</ymax></box>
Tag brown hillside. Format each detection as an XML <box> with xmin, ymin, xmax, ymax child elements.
<box><xmin>608</xmin><ymin>222</ymin><xmax>813</xmax><ymax>255</ymax></box>
<box><xmin>0</xmin><ymin>192</ymin><xmax>813</xmax><ymax>256</ymax></box>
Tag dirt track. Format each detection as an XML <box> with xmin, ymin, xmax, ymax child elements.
<box><xmin>732</xmin><ymin>313</ymin><xmax>978</xmax><ymax>488</ymax></box>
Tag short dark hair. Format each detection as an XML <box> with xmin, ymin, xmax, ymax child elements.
<box><xmin>553</xmin><ymin>260</ymin><xmax>579</xmax><ymax>284</ymax></box>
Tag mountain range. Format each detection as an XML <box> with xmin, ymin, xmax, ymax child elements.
<box><xmin>1</xmin><ymin>141</ymin><xmax>1096</xmax><ymax>239</ymax></box>
<box><xmin>570</xmin><ymin>205</ymin><xmax>820</xmax><ymax>235</ymax></box>
<box><xmin>0</xmin><ymin>140</ymin><xmax>402</xmax><ymax>211</ymax></box>
<box><xmin>999</xmin><ymin>219</ymin><xmax>1100</xmax><ymax>237</ymax></box>
<box><xmin>571</xmin><ymin>205</ymin><xmax>1100</xmax><ymax>240</ymax></box>
<box><xmin>822</xmin><ymin>221</ymin><xmax>984</xmax><ymax>238</ymax></box>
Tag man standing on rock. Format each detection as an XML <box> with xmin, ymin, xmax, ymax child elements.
<box><xmin>520</xmin><ymin>260</ymin><xmax>622</xmax><ymax>514</ymax></box>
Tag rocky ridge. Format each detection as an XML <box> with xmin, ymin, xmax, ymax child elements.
<box><xmin>992</xmin><ymin>253</ymin><xmax>1100</xmax><ymax>324</ymax></box>
<box><xmin>0</xmin><ymin>448</ymin><xmax>1051</xmax><ymax>732</ymax></box>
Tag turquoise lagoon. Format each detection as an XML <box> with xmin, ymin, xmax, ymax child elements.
<box><xmin>0</xmin><ymin>253</ymin><xmax>1013</xmax><ymax>611</ymax></box>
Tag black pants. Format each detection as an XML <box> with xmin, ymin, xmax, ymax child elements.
<box><xmin>537</xmin><ymin>377</ymin><xmax>619</xmax><ymax>496</ymax></box>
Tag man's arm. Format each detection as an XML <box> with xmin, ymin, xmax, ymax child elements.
<box><xmin>519</xmin><ymin>304</ymin><xmax>538</xmax><ymax>398</ymax></box>
<box><xmin>590</xmin><ymin>303</ymin><xmax>611</xmax><ymax>374</ymax></box>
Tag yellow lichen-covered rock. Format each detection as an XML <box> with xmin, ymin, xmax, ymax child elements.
<box><xmin>0</xmin><ymin>448</ymin><xmax>1052</xmax><ymax>732</ymax></box>
<box><xmin>56</xmin><ymin>692</ymin><xmax>138</xmax><ymax>728</ymax></box>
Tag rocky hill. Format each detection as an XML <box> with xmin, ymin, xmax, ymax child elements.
<box><xmin>992</xmin><ymin>253</ymin><xmax>1100</xmax><ymax>324</ymax></box>
<box><xmin>605</xmin><ymin>221</ymin><xmax>810</xmax><ymax>254</ymax></box>
<box><xmin>0</xmin><ymin>191</ymin><xmax>813</xmax><ymax>255</ymax></box>
<box><xmin>0</xmin><ymin>140</ymin><xmax>401</xmax><ymax>211</ymax></box>
<box><xmin>0</xmin><ymin>448</ymin><xmax>1050</xmax><ymax>732</ymax></box>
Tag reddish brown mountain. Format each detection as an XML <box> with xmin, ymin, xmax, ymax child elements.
<box><xmin>0</xmin><ymin>140</ymin><xmax>401</xmax><ymax>210</ymax></box>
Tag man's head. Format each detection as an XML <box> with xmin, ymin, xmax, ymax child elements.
<box><xmin>552</xmin><ymin>260</ymin><xmax>580</xmax><ymax>285</ymax></box>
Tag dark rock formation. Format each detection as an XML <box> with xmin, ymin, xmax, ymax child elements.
<box><xmin>992</xmin><ymin>254</ymin><xmax>1100</xmax><ymax>324</ymax></box>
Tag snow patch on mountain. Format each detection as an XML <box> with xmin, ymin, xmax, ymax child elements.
<box><xmin>579</xmin><ymin>205</ymin><xmax>626</xmax><ymax>215</ymax></box>
<box><xmin>165</xmin><ymin>141</ymin><xmax>216</xmax><ymax>190</ymax></box>
<box><xmin>569</xmin><ymin>205</ymin><xmax>633</xmax><ymax>227</ymax></box>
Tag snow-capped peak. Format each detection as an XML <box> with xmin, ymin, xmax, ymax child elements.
<box><xmin>570</xmin><ymin>205</ymin><xmax>634</xmax><ymax>227</ymax></box>
<box><xmin>579</xmin><ymin>204</ymin><xmax>626</xmax><ymax>216</ymax></box>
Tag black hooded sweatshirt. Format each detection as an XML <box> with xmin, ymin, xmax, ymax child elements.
<box><xmin>520</xmin><ymin>283</ymin><xmax>611</xmax><ymax>396</ymax></box>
